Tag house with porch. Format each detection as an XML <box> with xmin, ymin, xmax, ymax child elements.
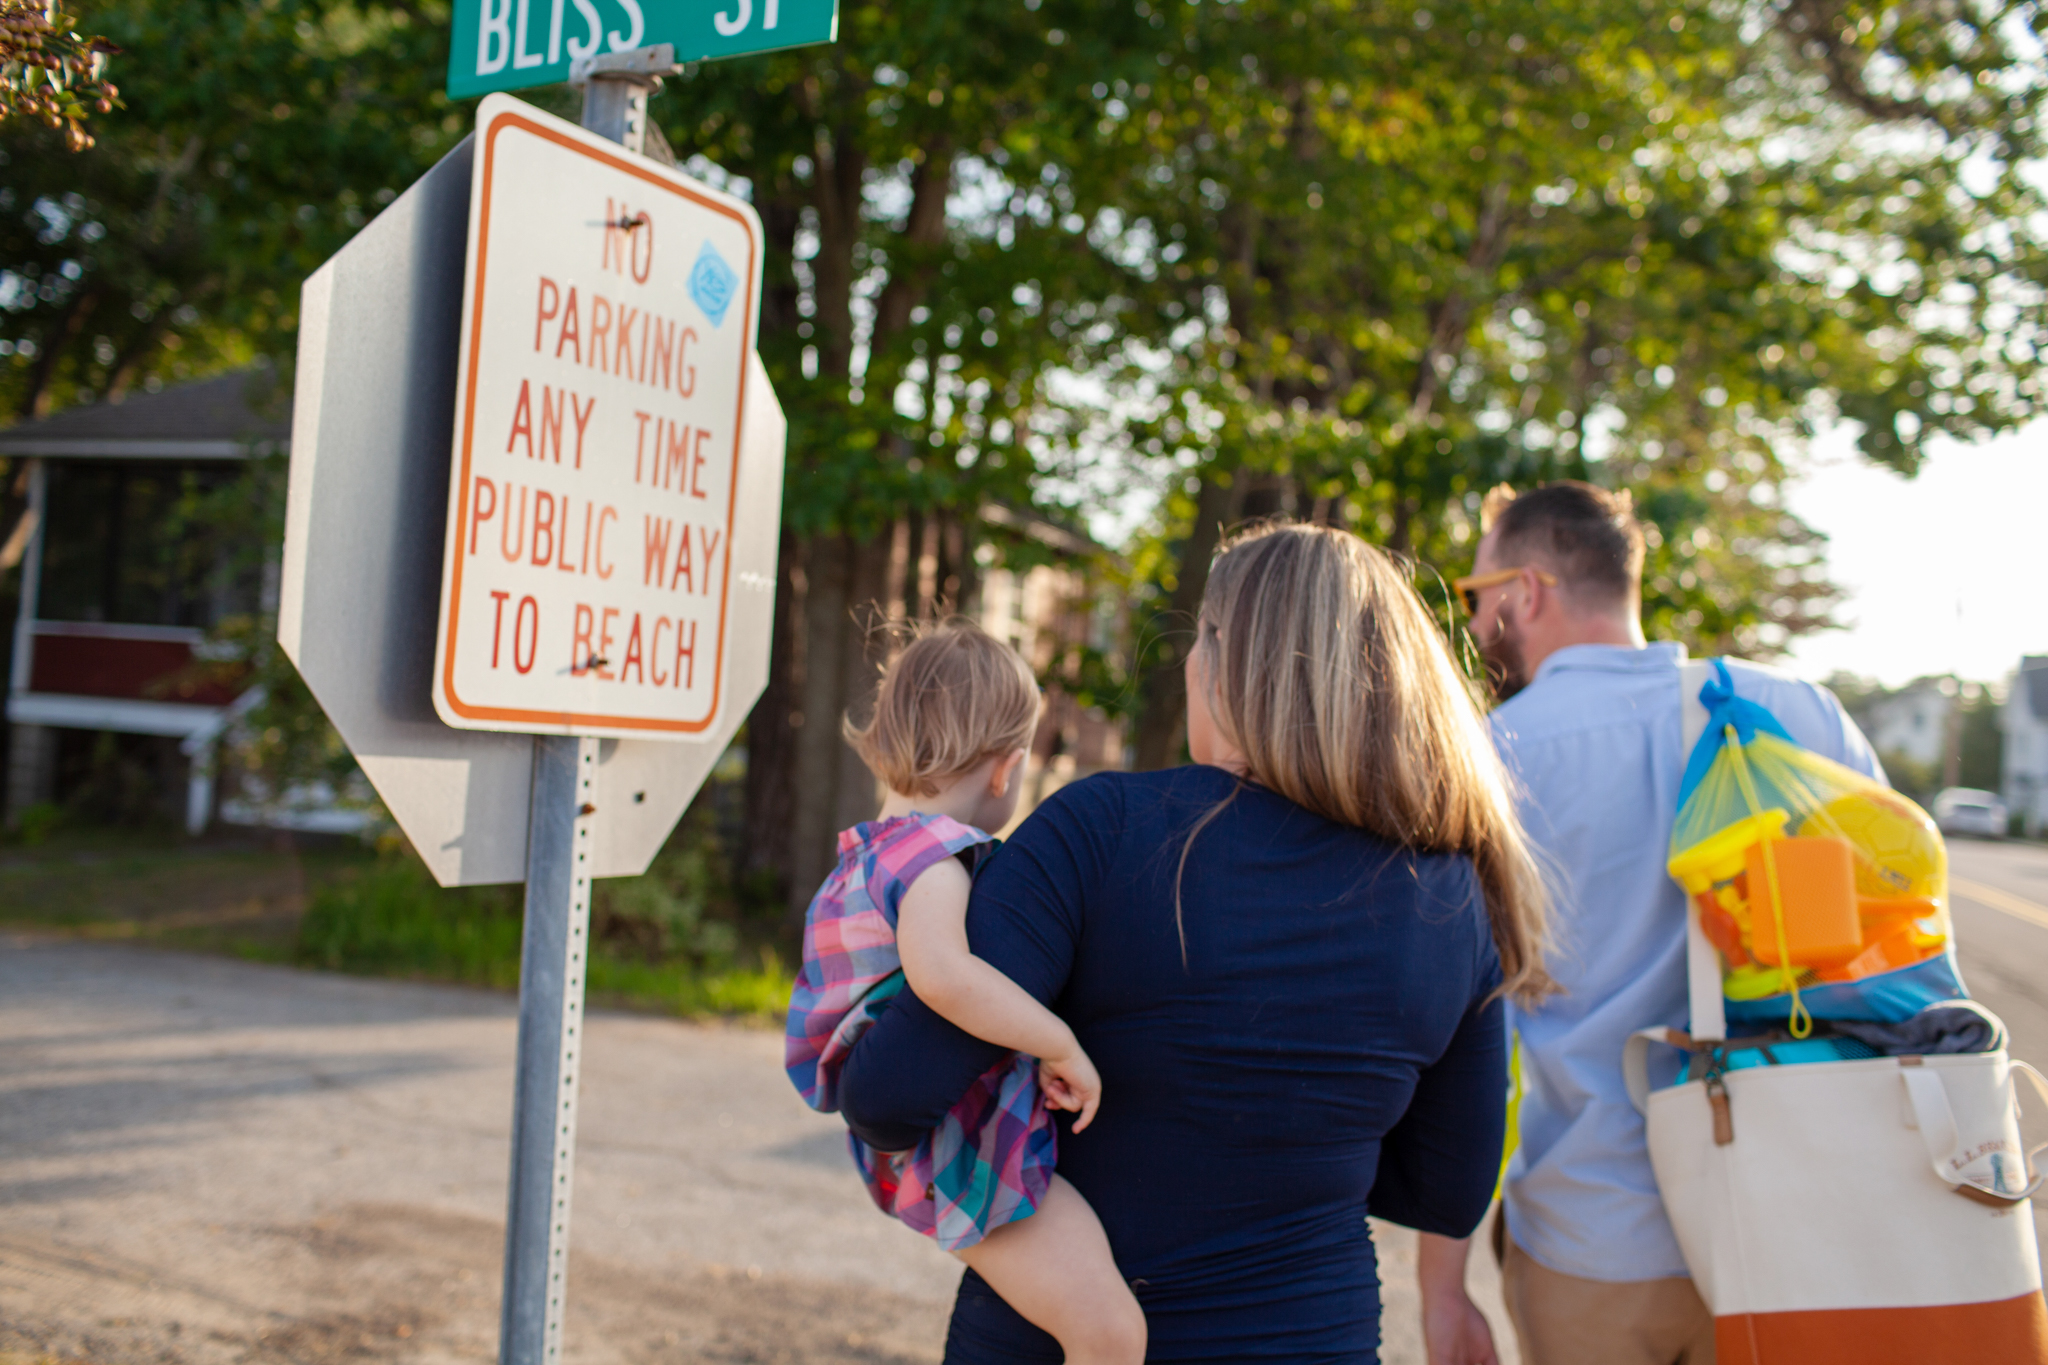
<box><xmin>2004</xmin><ymin>657</ymin><xmax>2048</xmax><ymax>838</ymax></box>
<box><xmin>2</xmin><ymin>370</ymin><xmax>1134</xmax><ymax>841</ymax></box>
<box><xmin>2</xmin><ymin>370</ymin><xmax>281</xmax><ymax>833</ymax></box>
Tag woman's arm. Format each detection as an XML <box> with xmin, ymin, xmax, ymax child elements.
<box><xmin>839</xmin><ymin>987</ymin><xmax>1012</xmax><ymax>1151</ymax></box>
<box><xmin>898</xmin><ymin>857</ymin><xmax>1102</xmax><ymax>1128</ymax></box>
<box><xmin>1367</xmin><ymin>980</ymin><xmax>1509</xmax><ymax>1236</ymax></box>
<box><xmin>1377</xmin><ymin>865</ymin><xmax>1513</xmax><ymax>1363</ymax></box>
<box><xmin>898</xmin><ymin>857</ymin><xmax>1086</xmax><ymax>1064</ymax></box>
<box><xmin>838</xmin><ymin>776</ymin><xmax>1121</xmax><ymax>1149</ymax></box>
<box><xmin>1418</xmin><ymin>1232</ymin><xmax>1501</xmax><ymax>1365</ymax></box>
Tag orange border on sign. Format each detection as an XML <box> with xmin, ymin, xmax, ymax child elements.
<box><xmin>440</xmin><ymin>108</ymin><xmax>756</xmax><ymax>734</ymax></box>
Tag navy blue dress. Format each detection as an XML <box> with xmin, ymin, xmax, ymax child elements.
<box><xmin>839</xmin><ymin>765</ymin><xmax>1507</xmax><ymax>1364</ymax></box>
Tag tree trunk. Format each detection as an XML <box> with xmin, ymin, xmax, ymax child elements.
<box><xmin>740</xmin><ymin>533</ymin><xmax>801</xmax><ymax>907</ymax></box>
<box><xmin>779</xmin><ymin>530</ymin><xmax>899</xmax><ymax>917</ymax></box>
<box><xmin>1130</xmin><ymin>475</ymin><xmax>1235</xmax><ymax>770</ymax></box>
<box><xmin>19</xmin><ymin>287</ymin><xmax>101</xmax><ymax>420</ymax></box>
<box><xmin>786</xmin><ymin>534</ymin><xmax>850</xmax><ymax>917</ymax></box>
<box><xmin>871</xmin><ymin>140</ymin><xmax>954</xmax><ymax>347</ymax></box>
<box><xmin>831</xmin><ymin>532</ymin><xmax>893</xmax><ymax>832</ymax></box>
<box><xmin>806</xmin><ymin>115</ymin><xmax>866</xmax><ymax>383</ymax></box>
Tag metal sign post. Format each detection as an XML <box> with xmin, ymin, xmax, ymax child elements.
<box><xmin>498</xmin><ymin>56</ymin><xmax>690</xmax><ymax>1364</ymax></box>
<box><xmin>575</xmin><ymin>45</ymin><xmax>673</xmax><ymax>148</ymax></box>
<box><xmin>501</xmin><ymin>732</ymin><xmax>597</xmax><ymax>1364</ymax></box>
<box><xmin>281</xmin><ymin>88</ymin><xmax>786</xmax><ymax>1365</ymax></box>
<box><xmin>285</xmin><ymin>17</ymin><xmax>816</xmax><ymax>1364</ymax></box>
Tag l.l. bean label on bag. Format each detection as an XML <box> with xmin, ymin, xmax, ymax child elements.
<box><xmin>432</xmin><ymin>93</ymin><xmax>765</xmax><ymax>740</ymax></box>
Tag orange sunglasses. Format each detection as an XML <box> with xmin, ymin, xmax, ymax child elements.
<box><xmin>1450</xmin><ymin>566</ymin><xmax>1559</xmax><ymax>614</ymax></box>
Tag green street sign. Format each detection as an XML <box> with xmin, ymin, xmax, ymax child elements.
<box><xmin>446</xmin><ymin>0</ymin><xmax>838</xmax><ymax>99</ymax></box>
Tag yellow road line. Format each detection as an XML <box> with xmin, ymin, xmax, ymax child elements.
<box><xmin>1952</xmin><ymin>876</ymin><xmax>2048</xmax><ymax>933</ymax></box>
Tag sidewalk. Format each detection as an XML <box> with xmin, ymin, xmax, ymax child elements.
<box><xmin>0</xmin><ymin>936</ymin><xmax>1512</xmax><ymax>1364</ymax></box>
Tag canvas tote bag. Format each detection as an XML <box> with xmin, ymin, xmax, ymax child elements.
<box><xmin>1619</xmin><ymin>659</ymin><xmax>2048</xmax><ymax>1364</ymax></box>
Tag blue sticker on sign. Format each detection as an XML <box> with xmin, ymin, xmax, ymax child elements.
<box><xmin>688</xmin><ymin>242</ymin><xmax>739</xmax><ymax>328</ymax></box>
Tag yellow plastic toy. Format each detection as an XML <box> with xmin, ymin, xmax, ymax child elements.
<box><xmin>1667</xmin><ymin>809</ymin><xmax>1790</xmax><ymax>966</ymax></box>
<box><xmin>1668</xmin><ymin>813</ymin><xmax>1867</xmax><ymax>981</ymax></box>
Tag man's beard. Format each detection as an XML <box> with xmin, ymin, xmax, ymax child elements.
<box><xmin>1479</xmin><ymin>626</ymin><xmax>1529</xmax><ymax>703</ymax></box>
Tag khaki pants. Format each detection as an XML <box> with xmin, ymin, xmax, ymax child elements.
<box><xmin>1493</xmin><ymin>1210</ymin><xmax>1717</xmax><ymax>1365</ymax></box>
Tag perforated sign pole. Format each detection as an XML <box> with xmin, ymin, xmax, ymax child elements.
<box><xmin>501</xmin><ymin>731</ymin><xmax>595</xmax><ymax>1365</ymax></box>
<box><xmin>500</xmin><ymin>54</ymin><xmax>671</xmax><ymax>1365</ymax></box>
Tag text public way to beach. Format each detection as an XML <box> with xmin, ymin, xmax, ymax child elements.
<box><xmin>433</xmin><ymin>97</ymin><xmax>766</xmax><ymax>740</ymax></box>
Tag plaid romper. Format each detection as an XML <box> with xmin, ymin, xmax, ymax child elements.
<box><xmin>784</xmin><ymin>813</ymin><xmax>1057</xmax><ymax>1251</ymax></box>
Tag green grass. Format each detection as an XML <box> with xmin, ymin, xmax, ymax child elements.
<box><xmin>0</xmin><ymin>829</ymin><xmax>358</xmax><ymax>959</ymax></box>
<box><xmin>297</xmin><ymin>859</ymin><xmax>526</xmax><ymax>988</ymax></box>
<box><xmin>296</xmin><ymin>852</ymin><xmax>790</xmax><ymax>1020</ymax></box>
<box><xmin>588</xmin><ymin>951</ymin><xmax>791</xmax><ymax>1017</ymax></box>
<box><xmin>2</xmin><ymin>823</ymin><xmax>791</xmax><ymax>1024</ymax></box>
<box><xmin>298</xmin><ymin>853</ymin><xmax>789</xmax><ymax>1021</ymax></box>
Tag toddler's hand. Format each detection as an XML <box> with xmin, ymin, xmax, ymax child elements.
<box><xmin>1037</xmin><ymin>1047</ymin><xmax>1103</xmax><ymax>1133</ymax></box>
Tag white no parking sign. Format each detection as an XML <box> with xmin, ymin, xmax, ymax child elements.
<box><xmin>434</xmin><ymin>93</ymin><xmax>766</xmax><ymax>739</ymax></box>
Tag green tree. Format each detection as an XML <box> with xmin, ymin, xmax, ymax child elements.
<box><xmin>1958</xmin><ymin>682</ymin><xmax>2003</xmax><ymax>794</ymax></box>
<box><xmin>0</xmin><ymin>0</ymin><xmax>482</xmax><ymax>825</ymax></box>
<box><xmin>654</xmin><ymin>0</ymin><xmax>1172</xmax><ymax>909</ymax></box>
<box><xmin>1102</xmin><ymin>0</ymin><xmax>2048</xmax><ymax>764</ymax></box>
<box><xmin>0</xmin><ymin>0</ymin><xmax>466</xmax><ymax>421</ymax></box>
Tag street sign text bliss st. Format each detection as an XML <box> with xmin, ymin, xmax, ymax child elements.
<box><xmin>447</xmin><ymin>0</ymin><xmax>837</xmax><ymax>98</ymax></box>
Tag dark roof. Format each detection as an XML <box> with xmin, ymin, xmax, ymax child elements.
<box><xmin>980</xmin><ymin>502</ymin><xmax>1103</xmax><ymax>558</ymax></box>
<box><xmin>0</xmin><ymin>368</ymin><xmax>289</xmax><ymax>460</ymax></box>
<box><xmin>2022</xmin><ymin>657</ymin><xmax>2048</xmax><ymax>723</ymax></box>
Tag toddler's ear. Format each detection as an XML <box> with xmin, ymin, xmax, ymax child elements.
<box><xmin>992</xmin><ymin>746</ymin><xmax>1029</xmax><ymax>795</ymax></box>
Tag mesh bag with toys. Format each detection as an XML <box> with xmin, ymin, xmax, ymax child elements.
<box><xmin>1619</xmin><ymin>660</ymin><xmax>2048</xmax><ymax>1364</ymax></box>
<box><xmin>1667</xmin><ymin>661</ymin><xmax>1964</xmax><ymax>1033</ymax></box>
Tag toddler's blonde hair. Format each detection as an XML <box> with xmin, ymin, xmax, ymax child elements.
<box><xmin>844</xmin><ymin>620</ymin><xmax>1041</xmax><ymax>797</ymax></box>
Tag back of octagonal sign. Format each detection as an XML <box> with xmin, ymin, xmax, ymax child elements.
<box><xmin>278</xmin><ymin>128</ymin><xmax>786</xmax><ymax>888</ymax></box>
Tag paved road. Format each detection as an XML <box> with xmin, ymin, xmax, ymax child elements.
<box><xmin>10</xmin><ymin>839</ymin><xmax>2044</xmax><ymax>1365</ymax></box>
<box><xmin>0</xmin><ymin>936</ymin><xmax>1501</xmax><ymax>1365</ymax></box>
<box><xmin>1945</xmin><ymin>837</ymin><xmax>2048</xmax><ymax>1273</ymax></box>
<box><xmin>1949</xmin><ymin>838</ymin><xmax>2048</xmax><ymax>1065</ymax></box>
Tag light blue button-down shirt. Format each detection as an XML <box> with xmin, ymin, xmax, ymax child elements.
<box><xmin>1493</xmin><ymin>642</ymin><xmax>1882</xmax><ymax>1281</ymax></box>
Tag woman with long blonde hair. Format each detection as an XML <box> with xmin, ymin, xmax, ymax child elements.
<box><xmin>839</xmin><ymin>522</ymin><xmax>1551</xmax><ymax>1364</ymax></box>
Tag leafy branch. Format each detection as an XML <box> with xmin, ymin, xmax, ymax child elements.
<box><xmin>1</xmin><ymin>0</ymin><xmax>118</xmax><ymax>151</ymax></box>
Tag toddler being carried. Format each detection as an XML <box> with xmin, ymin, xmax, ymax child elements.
<box><xmin>784</xmin><ymin>621</ymin><xmax>1144</xmax><ymax>1364</ymax></box>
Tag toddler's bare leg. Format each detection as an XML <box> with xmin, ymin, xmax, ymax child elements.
<box><xmin>954</xmin><ymin>1175</ymin><xmax>1146</xmax><ymax>1365</ymax></box>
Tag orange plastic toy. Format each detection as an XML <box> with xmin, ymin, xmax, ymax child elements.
<box><xmin>1812</xmin><ymin>896</ymin><xmax>1946</xmax><ymax>983</ymax></box>
<box><xmin>1744</xmin><ymin>836</ymin><xmax>1861</xmax><ymax>968</ymax></box>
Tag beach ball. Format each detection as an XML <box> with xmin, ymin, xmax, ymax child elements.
<box><xmin>1800</xmin><ymin>791</ymin><xmax>1945</xmax><ymax>900</ymax></box>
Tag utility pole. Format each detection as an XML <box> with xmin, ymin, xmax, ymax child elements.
<box><xmin>1943</xmin><ymin>675</ymin><xmax>1966</xmax><ymax>792</ymax></box>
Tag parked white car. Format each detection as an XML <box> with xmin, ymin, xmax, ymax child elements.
<box><xmin>1933</xmin><ymin>787</ymin><xmax>2007</xmax><ymax>839</ymax></box>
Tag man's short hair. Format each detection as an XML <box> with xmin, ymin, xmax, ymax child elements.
<box><xmin>1482</xmin><ymin>481</ymin><xmax>1646</xmax><ymax>608</ymax></box>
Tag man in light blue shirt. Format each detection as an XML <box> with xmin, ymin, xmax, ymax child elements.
<box><xmin>1442</xmin><ymin>483</ymin><xmax>1880</xmax><ymax>1365</ymax></box>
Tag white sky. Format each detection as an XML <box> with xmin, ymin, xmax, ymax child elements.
<box><xmin>1780</xmin><ymin>420</ymin><xmax>2048</xmax><ymax>689</ymax></box>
